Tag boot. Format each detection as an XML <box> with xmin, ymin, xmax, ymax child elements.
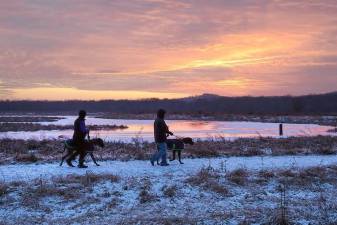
<box><xmin>78</xmin><ymin>164</ymin><xmax>88</xmax><ymax>168</ymax></box>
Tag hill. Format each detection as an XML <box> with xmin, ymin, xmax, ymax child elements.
<box><xmin>1</xmin><ymin>92</ymin><xmax>337</xmax><ymax>115</ymax></box>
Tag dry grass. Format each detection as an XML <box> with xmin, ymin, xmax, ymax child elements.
<box><xmin>20</xmin><ymin>182</ymin><xmax>81</xmax><ymax>209</ymax></box>
<box><xmin>139</xmin><ymin>189</ymin><xmax>157</xmax><ymax>204</ymax></box>
<box><xmin>0</xmin><ymin>122</ymin><xmax>128</xmax><ymax>132</ymax></box>
<box><xmin>256</xmin><ymin>170</ymin><xmax>275</xmax><ymax>184</ymax></box>
<box><xmin>116</xmin><ymin>216</ymin><xmax>197</xmax><ymax>225</ymax></box>
<box><xmin>268</xmin><ymin>213</ymin><xmax>292</xmax><ymax>225</ymax></box>
<box><xmin>258</xmin><ymin>170</ymin><xmax>275</xmax><ymax>179</ymax></box>
<box><xmin>0</xmin><ymin>181</ymin><xmax>8</xmax><ymax>196</ymax></box>
<box><xmin>227</xmin><ymin>168</ymin><xmax>249</xmax><ymax>186</ymax></box>
<box><xmin>15</xmin><ymin>153</ymin><xmax>39</xmax><ymax>163</ymax></box>
<box><xmin>105</xmin><ymin>197</ymin><xmax>120</xmax><ymax>209</ymax></box>
<box><xmin>52</xmin><ymin>172</ymin><xmax>120</xmax><ymax>187</ymax></box>
<box><xmin>182</xmin><ymin>136</ymin><xmax>337</xmax><ymax>159</ymax></box>
<box><xmin>1</xmin><ymin>136</ymin><xmax>337</xmax><ymax>165</ymax></box>
<box><xmin>10</xmin><ymin>173</ymin><xmax>122</xmax><ymax>210</ymax></box>
<box><xmin>162</xmin><ymin>185</ymin><xmax>177</xmax><ymax>198</ymax></box>
<box><xmin>186</xmin><ymin>167</ymin><xmax>219</xmax><ymax>186</ymax></box>
<box><xmin>8</xmin><ymin>180</ymin><xmax>26</xmax><ymax>187</ymax></box>
<box><xmin>138</xmin><ymin>178</ymin><xmax>157</xmax><ymax>204</ymax></box>
<box><xmin>186</xmin><ymin>167</ymin><xmax>230</xmax><ymax>197</ymax></box>
<box><xmin>0</xmin><ymin>139</ymin><xmax>63</xmax><ymax>164</ymax></box>
<box><xmin>247</xmin><ymin>165</ymin><xmax>337</xmax><ymax>189</ymax></box>
<box><xmin>0</xmin><ymin>116</ymin><xmax>62</xmax><ymax>123</ymax></box>
<box><xmin>20</xmin><ymin>173</ymin><xmax>121</xmax><ymax>208</ymax></box>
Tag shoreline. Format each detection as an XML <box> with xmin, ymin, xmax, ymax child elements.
<box><xmin>1</xmin><ymin>113</ymin><xmax>336</xmax><ymax>126</ymax></box>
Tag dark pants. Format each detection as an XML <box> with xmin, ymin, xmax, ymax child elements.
<box><xmin>69</xmin><ymin>140</ymin><xmax>87</xmax><ymax>165</ymax></box>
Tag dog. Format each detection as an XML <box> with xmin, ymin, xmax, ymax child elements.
<box><xmin>155</xmin><ymin>137</ymin><xmax>194</xmax><ymax>165</ymax></box>
<box><xmin>60</xmin><ymin>138</ymin><xmax>104</xmax><ymax>167</ymax></box>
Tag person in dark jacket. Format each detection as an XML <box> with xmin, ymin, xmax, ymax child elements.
<box><xmin>66</xmin><ymin>110</ymin><xmax>89</xmax><ymax>168</ymax></box>
<box><xmin>150</xmin><ymin>109</ymin><xmax>173</xmax><ymax>166</ymax></box>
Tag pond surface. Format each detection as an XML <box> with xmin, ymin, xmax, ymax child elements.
<box><xmin>0</xmin><ymin>116</ymin><xmax>335</xmax><ymax>142</ymax></box>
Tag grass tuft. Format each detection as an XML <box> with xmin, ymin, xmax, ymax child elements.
<box><xmin>138</xmin><ymin>178</ymin><xmax>157</xmax><ymax>204</ymax></box>
<box><xmin>15</xmin><ymin>153</ymin><xmax>39</xmax><ymax>163</ymax></box>
<box><xmin>162</xmin><ymin>185</ymin><xmax>177</xmax><ymax>198</ymax></box>
<box><xmin>186</xmin><ymin>167</ymin><xmax>230</xmax><ymax>196</ymax></box>
<box><xmin>227</xmin><ymin>168</ymin><xmax>249</xmax><ymax>186</ymax></box>
<box><xmin>0</xmin><ymin>181</ymin><xmax>9</xmax><ymax>196</ymax></box>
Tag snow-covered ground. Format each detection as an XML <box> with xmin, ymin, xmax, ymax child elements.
<box><xmin>1</xmin><ymin>155</ymin><xmax>337</xmax><ymax>224</ymax></box>
<box><xmin>0</xmin><ymin>115</ymin><xmax>335</xmax><ymax>142</ymax></box>
<box><xmin>1</xmin><ymin>155</ymin><xmax>337</xmax><ymax>183</ymax></box>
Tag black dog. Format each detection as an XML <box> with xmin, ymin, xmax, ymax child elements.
<box><xmin>166</xmin><ymin>137</ymin><xmax>194</xmax><ymax>164</ymax></box>
<box><xmin>60</xmin><ymin>138</ymin><xmax>104</xmax><ymax>167</ymax></box>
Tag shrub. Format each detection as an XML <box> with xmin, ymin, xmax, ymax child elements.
<box><xmin>138</xmin><ymin>189</ymin><xmax>157</xmax><ymax>204</ymax></box>
<box><xmin>22</xmin><ymin>182</ymin><xmax>81</xmax><ymax>205</ymax></box>
<box><xmin>106</xmin><ymin>197</ymin><xmax>120</xmax><ymax>209</ymax></box>
<box><xmin>186</xmin><ymin>167</ymin><xmax>230</xmax><ymax>197</ymax></box>
<box><xmin>162</xmin><ymin>185</ymin><xmax>177</xmax><ymax>198</ymax></box>
<box><xmin>138</xmin><ymin>178</ymin><xmax>157</xmax><ymax>204</ymax></box>
<box><xmin>15</xmin><ymin>153</ymin><xmax>38</xmax><ymax>163</ymax></box>
<box><xmin>204</xmin><ymin>179</ymin><xmax>230</xmax><ymax>196</ymax></box>
<box><xmin>186</xmin><ymin>167</ymin><xmax>219</xmax><ymax>186</ymax></box>
<box><xmin>0</xmin><ymin>182</ymin><xmax>8</xmax><ymax>196</ymax></box>
<box><xmin>52</xmin><ymin>173</ymin><xmax>120</xmax><ymax>187</ymax></box>
<box><xmin>227</xmin><ymin>168</ymin><xmax>249</xmax><ymax>186</ymax></box>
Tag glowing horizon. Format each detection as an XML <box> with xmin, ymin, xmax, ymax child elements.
<box><xmin>1</xmin><ymin>1</ymin><xmax>337</xmax><ymax>100</ymax></box>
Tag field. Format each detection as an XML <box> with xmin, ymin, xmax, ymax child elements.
<box><xmin>1</xmin><ymin>155</ymin><xmax>337</xmax><ymax>224</ymax></box>
<box><xmin>0</xmin><ymin>115</ymin><xmax>337</xmax><ymax>224</ymax></box>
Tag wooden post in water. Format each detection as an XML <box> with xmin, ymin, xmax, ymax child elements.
<box><xmin>279</xmin><ymin>123</ymin><xmax>283</xmax><ymax>136</ymax></box>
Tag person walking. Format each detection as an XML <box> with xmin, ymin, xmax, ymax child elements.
<box><xmin>150</xmin><ymin>109</ymin><xmax>173</xmax><ymax>166</ymax></box>
<box><xmin>66</xmin><ymin>110</ymin><xmax>89</xmax><ymax>168</ymax></box>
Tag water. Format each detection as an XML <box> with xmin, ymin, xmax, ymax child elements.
<box><xmin>0</xmin><ymin>116</ymin><xmax>335</xmax><ymax>142</ymax></box>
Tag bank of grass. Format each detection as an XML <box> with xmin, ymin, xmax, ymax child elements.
<box><xmin>328</xmin><ymin>128</ymin><xmax>337</xmax><ymax>133</ymax></box>
<box><xmin>0</xmin><ymin>116</ymin><xmax>63</xmax><ymax>123</ymax></box>
<box><xmin>0</xmin><ymin>136</ymin><xmax>336</xmax><ymax>164</ymax></box>
<box><xmin>0</xmin><ymin>122</ymin><xmax>128</xmax><ymax>132</ymax></box>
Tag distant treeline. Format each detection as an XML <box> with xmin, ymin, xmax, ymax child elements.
<box><xmin>1</xmin><ymin>92</ymin><xmax>337</xmax><ymax>115</ymax></box>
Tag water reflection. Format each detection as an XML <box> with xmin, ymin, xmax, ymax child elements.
<box><xmin>0</xmin><ymin>116</ymin><xmax>335</xmax><ymax>142</ymax></box>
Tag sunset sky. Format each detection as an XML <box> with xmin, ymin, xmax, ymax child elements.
<box><xmin>1</xmin><ymin>0</ymin><xmax>337</xmax><ymax>100</ymax></box>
